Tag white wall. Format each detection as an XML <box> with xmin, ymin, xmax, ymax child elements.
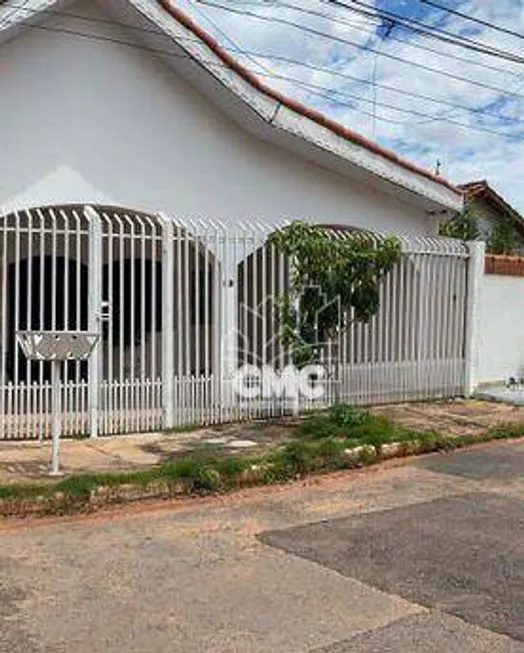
<box><xmin>0</xmin><ymin>1</ymin><xmax>437</xmax><ymax>235</ymax></box>
<box><xmin>477</xmin><ymin>274</ymin><xmax>524</xmax><ymax>384</ymax></box>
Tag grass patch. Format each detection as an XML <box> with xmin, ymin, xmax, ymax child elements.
<box><xmin>0</xmin><ymin>482</ymin><xmax>52</xmax><ymax>501</ymax></box>
<box><xmin>485</xmin><ymin>422</ymin><xmax>524</xmax><ymax>440</ymax></box>
<box><xmin>3</xmin><ymin>408</ymin><xmax>524</xmax><ymax>517</ymax></box>
<box><xmin>295</xmin><ymin>403</ymin><xmax>409</xmax><ymax>449</ymax></box>
<box><xmin>164</xmin><ymin>423</ymin><xmax>203</xmax><ymax>435</ymax></box>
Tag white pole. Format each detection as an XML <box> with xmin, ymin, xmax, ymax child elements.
<box><xmin>464</xmin><ymin>239</ymin><xmax>485</xmax><ymax>396</ymax></box>
<box><xmin>85</xmin><ymin>206</ymin><xmax>103</xmax><ymax>438</ymax></box>
<box><xmin>50</xmin><ymin>360</ymin><xmax>62</xmax><ymax>476</ymax></box>
<box><xmin>159</xmin><ymin>215</ymin><xmax>175</xmax><ymax>429</ymax></box>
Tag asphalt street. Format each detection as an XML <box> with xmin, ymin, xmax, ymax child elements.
<box><xmin>2</xmin><ymin>440</ymin><xmax>524</xmax><ymax>652</ymax></box>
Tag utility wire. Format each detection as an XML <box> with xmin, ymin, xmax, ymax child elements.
<box><xmin>216</xmin><ymin>0</ymin><xmax>524</xmax><ymax>63</ymax></box>
<box><xmin>250</xmin><ymin>0</ymin><xmax>524</xmax><ymax>134</ymax></box>
<box><xmin>4</xmin><ymin>0</ymin><xmax>522</xmax><ymax>79</ymax></box>
<box><xmin>2</xmin><ymin>4</ymin><xmax>522</xmax><ymax>137</ymax></box>
<box><xmin>3</xmin><ymin>14</ymin><xmax>520</xmax><ymax>139</ymax></box>
<box><xmin>370</xmin><ymin>0</ymin><xmax>394</xmax><ymax>139</ymax></box>
<box><xmin>186</xmin><ymin>0</ymin><xmax>276</xmax><ymax>76</ymax></box>
<box><xmin>309</xmin><ymin>0</ymin><xmax>521</xmax><ymax>78</ymax></box>
<box><xmin>263</xmin><ymin>70</ymin><xmax>522</xmax><ymax>138</ymax></box>
<box><xmin>324</xmin><ymin>0</ymin><xmax>524</xmax><ymax>63</ymax></box>
<box><xmin>413</xmin><ymin>0</ymin><xmax>524</xmax><ymax>42</ymax></box>
<box><xmin>218</xmin><ymin>0</ymin><xmax>523</xmax><ymax>78</ymax></box>
<box><xmin>192</xmin><ymin>0</ymin><xmax>524</xmax><ymax>129</ymax></box>
<box><xmin>4</xmin><ymin>5</ymin><xmax>524</xmax><ymax>122</ymax></box>
<box><xmin>253</xmin><ymin>52</ymin><xmax>523</xmax><ymax>123</ymax></box>
<box><xmin>195</xmin><ymin>1</ymin><xmax>524</xmax><ymax>96</ymax></box>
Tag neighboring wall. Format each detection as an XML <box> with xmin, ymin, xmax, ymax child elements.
<box><xmin>477</xmin><ymin>255</ymin><xmax>524</xmax><ymax>384</ymax></box>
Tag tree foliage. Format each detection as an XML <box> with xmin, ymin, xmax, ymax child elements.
<box><xmin>267</xmin><ymin>221</ymin><xmax>401</xmax><ymax>366</ymax></box>
<box><xmin>487</xmin><ymin>216</ymin><xmax>515</xmax><ymax>255</ymax></box>
<box><xmin>439</xmin><ymin>203</ymin><xmax>480</xmax><ymax>241</ymax></box>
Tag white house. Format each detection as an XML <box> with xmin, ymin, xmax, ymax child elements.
<box><xmin>0</xmin><ymin>0</ymin><xmax>469</xmax><ymax>438</ymax></box>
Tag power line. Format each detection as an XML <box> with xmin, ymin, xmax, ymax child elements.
<box><xmin>195</xmin><ymin>1</ymin><xmax>524</xmax><ymax>97</ymax></box>
<box><xmin>191</xmin><ymin>0</ymin><xmax>524</xmax><ymax>132</ymax></box>
<box><xmin>5</xmin><ymin>4</ymin><xmax>524</xmax><ymax>122</ymax></box>
<box><xmin>252</xmin><ymin>52</ymin><xmax>523</xmax><ymax>123</ymax></box>
<box><xmin>262</xmin><ymin>70</ymin><xmax>522</xmax><ymax>138</ymax></box>
<box><xmin>7</xmin><ymin>13</ymin><xmax>520</xmax><ymax>139</ymax></box>
<box><xmin>4</xmin><ymin>0</ymin><xmax>521</xmax><ymax>79</ymax></box>
<box><xmin>324</xmin><ymin>0</ymin><xmax>524</xmax><ymax>64</ymax></box>
<box><xmin>187</xmin><ymin>1</ymin><xmax>524</xmax><ymax>135</ymax></box>
<box><xmin>2</xmin><ymin>0</ymin><xmax>522</xmax><ymax>124</ymax></box>
<box><xmin>2</xmin><ymin>4</ymin><xmax>522</xmax><ymax>138</ymax></box>
<box><xmin>413</xmin><ymin>0</ymin><xmax>524</xmax><ymax>42</ymax></box>
<box><xmin>4</xmin><ymin>0</ymin><xmax>524</xmax><ymax>109</ymax></box>
<box><xmin>311</xmin><ymin>0</ymin><xmax>521</xmax><ymax>78</ymax></box>
<box><xmin>186</xmin><ymin>0</ymin><xmax>276</xmax><ymax>77</ymax></box>
<box><xmin>245</xmin><ymin>0</ymin><xmax>523</xmax><ymax>83</ymax></box>
<box><xmin>0</xmin><ymin>13</ymin><xmax>400</xmax><ymax>131</ymax></box>
<box><xmin>241</xmin><ymin>0</ymin><xmax>522</xmax><ymax>64</ymax></box>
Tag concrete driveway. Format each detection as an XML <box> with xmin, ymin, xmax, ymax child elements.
<box><xmin>2</xmin><ymin>440</ymin><xmax>524</xmax><ymax>652</ymax></box>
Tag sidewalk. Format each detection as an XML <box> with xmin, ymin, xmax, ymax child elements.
<box><xmin>0</xmin><ymin>420</ymin><xmax>295</xmax><ymax>485</ymax></box>
<box><xmin>1</xmin><ymin>399</ymin><xmax>523</xmax><ymax>485</ymax></box>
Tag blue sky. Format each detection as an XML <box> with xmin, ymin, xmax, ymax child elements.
<box><xmin>176</xmin><ymin>0</ymin><xmax>524</xmax><ymax>212</ymax></box>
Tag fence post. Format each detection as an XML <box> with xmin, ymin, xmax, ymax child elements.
<box><xmin>85</xmin><ymin>206</ymin><xmax>103</xmax><ymax>438</ymax></box>
<box><xmin>220</xmin><ymin>266</ymin><xmax>238</xmax><ymax>412</ymax></box>
<box><xmin>464</xmin><ymin>239</ymin><xmax>485</xmax><ymax>396</ymax></box>
<box><xmin>160</xmin><ymin>215</ymin><xmax>175</xmax><ymax>429</ymax></box>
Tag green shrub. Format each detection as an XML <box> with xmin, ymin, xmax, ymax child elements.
<box><xmin>296</xmin><ymin>404</ymin><xmax>401</xmax><ymax>447</ymax></box>
<box><xmin>417</xmin><ymin>430</ymin><xmax>454</xmax><ymax>453</ymax></box>
<box><xmin>329</xmin><ymin>404</ymin><xmax>371</xmax><ymax>428</ymax></box>
<box><xmin>214</xmin><ymin>456</ymin><xmax>250</xmax><ymax>480</ymax></box>
<box><xmin>295</xmin><ymin>415</ymin><xmax>337</xmax><ymax>439</ymax></box>
<box><xmin>316</xmin><ymin>437</ymin><xmax>347</xmax><ymax>458</ymax></box>
<box><xmin>316</xmin><ymin>437</ymin><xmax>353</xmax><ymax>471</ymax></box>
<box><xmin>280</xmin><ymin>440</ymin><xmax>315</xmax><ymax>475</ymax></box>
<box><xmin>263</xmin><ymin>440</ymin><xmax>316</xmax><ymax>482</ymax></box>
<box><xmin>57</xmin><ymin>474</ymin><xmax>99</xmax><ymax>498</ymax></box>
<box><xmin>168</xmin><ymin>458</ymin><xmax>223</xmax><ymax>493</ymax></box>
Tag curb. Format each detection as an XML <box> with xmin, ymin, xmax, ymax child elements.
<box><xmin>0</xmin><ymin>435</ymin><xmax>463</xmax><ymax>519</ymax></box>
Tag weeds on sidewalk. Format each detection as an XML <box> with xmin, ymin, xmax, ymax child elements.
<box><xmin>1</xmin><ymin>406</ymin><xmax>524</xmax><ymax>516</ymax></box>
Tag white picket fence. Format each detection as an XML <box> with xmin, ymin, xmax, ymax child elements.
<box><xmin>0</xmin><ymin>378</ymin><xmax>163</xmax><ymax>439</ymax></box>
<box><xmin>0</xmin><ymin>360</ymin><xmax>466</xmax><ymax>440</ymax></box>
<box><xmin>0</xmin><ymin>370</ymin><xmax>373</xmax><ymax>439</ymax></box>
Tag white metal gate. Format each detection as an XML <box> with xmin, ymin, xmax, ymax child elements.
<box><xmin>0</xmin><ymin>205</ymin><xmax>469</xmax><ymax>440</ymax></box>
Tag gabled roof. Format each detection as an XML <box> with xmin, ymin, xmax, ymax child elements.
<box><xmin>0</xmin><ymin>0</ymin><xmax>463</xmax><ymax>210</ymax></box>
<box><xmin>460</xmin><ymin>180</ymin><xmax>524</xmax><ymax>234</ymax></box>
